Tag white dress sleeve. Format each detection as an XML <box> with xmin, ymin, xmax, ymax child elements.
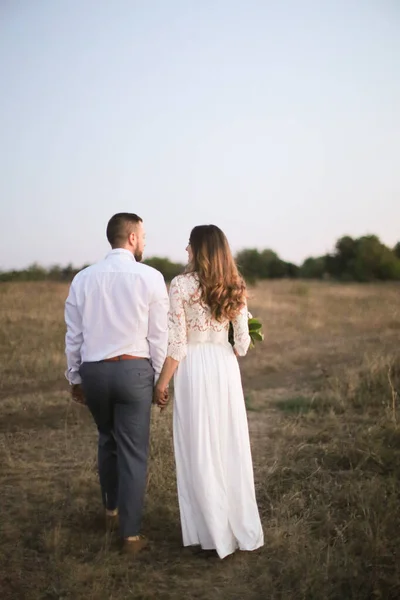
<box><xmin>232</xmin><ymin>302</ymin><xmax>251</xmax><ymax>357</ymax></box>
<box><xmin>167</xmin><ymin>277</ymin><xmax>188</xmax><ymax>362</ymax></box>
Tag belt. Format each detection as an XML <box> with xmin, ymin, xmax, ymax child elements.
<box><xmin>102</xmin><ymin>354</ymin><xmax>146</xmax><ymax>362</ymax></box>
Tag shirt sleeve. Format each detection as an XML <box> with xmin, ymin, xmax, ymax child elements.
<box><xmin>167</xmin><ymin>276</ymin><xmax>187</xmax><ymax>362</ymax></box>
<box><xmin>147</xmin><ymin>272</ymin><xmax>169</xmax><ymax>380</ymax></box>
<box><xmin>232</xmin><ymin>301</ymin><xmax>251</xmax><ymax>357</ymax></box>
<box><xmin>65</xmin><ymin>279</ymin><xmax>84</xmax><ymax>384</ymax></box>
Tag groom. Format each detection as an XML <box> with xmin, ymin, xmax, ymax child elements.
<box><xmin>65</xmin><ymin>213</ymin><xmax>169</xmax><ymax>555</ymax></box>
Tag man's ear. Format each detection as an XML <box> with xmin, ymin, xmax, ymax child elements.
<box><xmin>128</xmin><ymin>230</ymin><xmax>136</xmax><ymax>246</ymax></box>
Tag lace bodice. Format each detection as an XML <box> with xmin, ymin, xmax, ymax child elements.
<box><xmin>167</xmin><ymin>273</ymin><xmax>251</xmax><ymax>362</ymax></box>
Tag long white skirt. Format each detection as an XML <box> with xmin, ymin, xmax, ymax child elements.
<box><xmin>173</xmin><ymin>342</ymin><xmax>264</xmax><ymax>559</ymax></box>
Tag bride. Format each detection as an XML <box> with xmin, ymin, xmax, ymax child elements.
<box><xmin>154</xmin><ymin>224</ymin><xmax>264</xmax><ymax>559</ymax></box>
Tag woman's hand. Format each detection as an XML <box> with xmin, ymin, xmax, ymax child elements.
<box><xmin>153</xmin><ymin>384</ymin><xmax>169</xmax><ymax>409</ymax></box>
<box><xmin>153</xmin><ymin>357</ymin><xmax>179</xmax><ymax>411</ymax></box>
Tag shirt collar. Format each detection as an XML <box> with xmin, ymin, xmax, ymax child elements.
<box><xmin>106</xmin><ymin>248</ymin><xmax>136</xmax><ymax>261</ymax></box>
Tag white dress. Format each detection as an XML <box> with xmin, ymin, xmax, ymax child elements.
<box><xmin>167</xmin><ymin>273</ymin><xmax>264</xmax><ymax>559</ymax></box>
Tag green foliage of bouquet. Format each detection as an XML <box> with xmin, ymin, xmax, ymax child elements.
<box><xmin>247</xmin><ymin>317</ymin><xmax>264</xmax><ymax>348</ymax></box>
<box><xmin>228</xmin><ymin>314</ymin><xmax>264</xmax><ymax>349</ymax></box>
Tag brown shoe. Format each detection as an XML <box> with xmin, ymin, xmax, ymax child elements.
<box><xmin>121</xmin><ymin>535</ymin><xmax>149</xmax><ymax>556</ymax></box>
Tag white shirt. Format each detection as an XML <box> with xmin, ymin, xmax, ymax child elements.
<box><xmin>65</xmin><ymin>249</ymin><xmax>169</xmax><ymax>385</ymax></box>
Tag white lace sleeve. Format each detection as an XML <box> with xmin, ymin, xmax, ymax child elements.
<box><xmin>167</xmin><ymin>277</ymin><xmax>187</xmax><ymax>362</ymax></box>
<box><xmin>232</xmin><ymin>302</ymin><xmax>251</xmax><ymax>357</ymax></box>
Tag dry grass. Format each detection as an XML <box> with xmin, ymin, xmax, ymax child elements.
<box><xmin>0</xmin><ymin>280</ymin><xmax>399</xmax><ymax>599</ymax></box>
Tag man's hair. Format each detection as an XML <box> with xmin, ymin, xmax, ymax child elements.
<box><xmin>106</xmin><ymin>213</ymin><xmax>142</xmax><ymax>248</ymax></box>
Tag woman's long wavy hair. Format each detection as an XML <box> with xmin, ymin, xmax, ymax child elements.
<box><xmin>186</xmin><ymin>225</ymin><xmax>247</xmax><ymax>322</ymax></box>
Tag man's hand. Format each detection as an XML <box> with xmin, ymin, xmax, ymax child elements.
<box><xmin>153</xmin><ymin>384</ymin><xmax>169</xmax><ymax>410</ymax></box>
<box><xmin>71</xmin><ymin>383</ymin><xmax>86</xmax><ymax>405</ymax></box>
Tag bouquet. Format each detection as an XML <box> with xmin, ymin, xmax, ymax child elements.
<box><xmin>228</xmin><ymin>313</ymin><xmax>264</xmax><ymax>349</ymax></box>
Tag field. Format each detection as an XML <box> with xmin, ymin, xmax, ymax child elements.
<box><xmin>0</xmin><ymin>280</ymin><xmax>399</xmax><ymax>600</ymax></box>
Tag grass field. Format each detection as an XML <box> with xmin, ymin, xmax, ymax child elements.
<box><xmin>0</xmin><ymin>280</ymin><xmax>399</xmax><ymax>600</ymax></box>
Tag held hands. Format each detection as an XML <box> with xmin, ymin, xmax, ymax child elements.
<box><xmin>71</xmin><ymin>383</ymin><xmax>86</xmax><ymax>405</ymax></box>
<box><xmin>153</xmin><ymin>358</ymin><xmax>178</xmax><ymax>412</ymax></box>
<box><xmin>153</xmin><ymin>384</ymin><xmax>169</xmax><ymax>412</ymax></box>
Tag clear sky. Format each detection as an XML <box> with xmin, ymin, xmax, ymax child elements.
<box><xmin>0</xmin><ymin>0</ymin><xmax>399</xmax><ymax>270</ymax></box>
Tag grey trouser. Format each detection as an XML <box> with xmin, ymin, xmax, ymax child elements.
<box><xmin>79</xmin><ymin>359</ymin><xmax>154</xmax><ymax>537</ymax></box>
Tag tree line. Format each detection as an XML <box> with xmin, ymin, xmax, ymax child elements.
<box><xmin>1</xmin><ymin>235</ymin><xmax>400</xmax><ymax>284</ymax></box>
